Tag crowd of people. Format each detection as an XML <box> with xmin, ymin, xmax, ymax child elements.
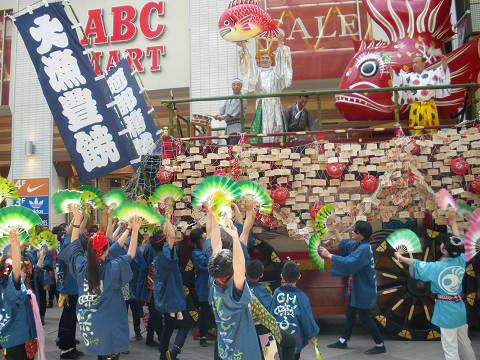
<box><xmin>0</xmin><ymin>200</ymin><xmax>476</xmax><ymax>360</ymax></box>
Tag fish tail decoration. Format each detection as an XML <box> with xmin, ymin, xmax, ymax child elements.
<box><xmin>386</xmin><ymin>229</ymin><xmax>422</xmax><ymax>253</ymax></box>
<box><xmin>363</xmin><ymin>0</ymin><xmax>454</xmax><ymax>42</ymax></box>
<box><xmin>308</xmin><ymin>233</ymin><xmax>325</xmax><ymax>271</ymax></box>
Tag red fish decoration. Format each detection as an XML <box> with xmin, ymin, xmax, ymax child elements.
<box><xmin>335</xmin><ymin>0</ymin><xmax>480</xmax><ymax>121</ymax></box>
<box><xmin>219</xmin><ymin>0</ymin><xmax>279</xmax><ymax>42</ymax></box>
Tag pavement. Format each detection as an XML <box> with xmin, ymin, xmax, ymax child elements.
<box><xmin>43</xmin><ymin>305</ymin><xmax>480</xmax><ymax>359</ymax></box>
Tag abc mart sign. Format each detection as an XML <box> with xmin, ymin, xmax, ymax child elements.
<box><xmin>76</xmin><ymin>1</ymin><xmax>189</xmax><ymax>90</ymax></box>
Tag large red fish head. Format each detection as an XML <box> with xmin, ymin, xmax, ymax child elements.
<box><xmin>218</xmin><ymin>8</ymin><xmax>262</xmax><ymax>42</ymax></box>
<box><xmin>335</xmin><ymin>41</ymin><xmax>399</xmax><ymax>121</ymax></box>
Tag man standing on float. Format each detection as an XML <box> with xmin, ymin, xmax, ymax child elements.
<box><xmin>238</xmin><ymin>32</ymin><xmax>292</xmax><ymax>143</ymax></box>
<box><xmin>387</xmin><ymin>55</ymin><xmax>449</xmax><ymax>135</ymax></box>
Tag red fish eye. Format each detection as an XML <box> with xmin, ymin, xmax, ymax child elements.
<box><xmin>224</xmin><ymin>20</ymin><xmax>230</xmax><ymax>26</ymax></box>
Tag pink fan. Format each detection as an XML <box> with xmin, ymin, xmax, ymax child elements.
<box><xmin>435</xmin><ymin>189</ymin><xmax>458</xmax><ymax>211</ymax></box>
<box><xmin>465</xmin><ymin>208</ymin><xmax>480</xmax><ymax>262</ymax></box>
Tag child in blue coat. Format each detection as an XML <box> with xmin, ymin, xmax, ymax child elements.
<box><xmin>151</xmin><ymin>215</ymin><xmax>188</xmax><ymax>360</ymax></box>
<box><xmin>247</xmin><ymin>259</ymin><xmax>272</xmax><ymax>309</ymax></box>
<box><xmin>191</xmin><ymin>227</ymin><xmax>214</xmax><ymax>347</ymax></box>
<box><xmin>270</xmin><ymin>261</ymin><xmax>319</xmax><ymax>359</ymax></box>
<box><xmin>0</xmin><ymin>229</ymin><xmax>37</xmax><ymax>360</ymax></box>
<box><xmin>395</xmin><ymin>209</ymin><xmax>476</xmax><ymax>360</ymax></box>
<box><xmin>59</xmin><ymin>205</ymin><xmax>141</xmax><ymax>360</ymax></box>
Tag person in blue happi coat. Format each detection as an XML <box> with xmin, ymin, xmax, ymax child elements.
<box><xmin>269</xmin><ymin>261</ymin><xmax>319</xmax><ymax>360</ymax></box>
<box><xmin>247</xmin><ymin>260</ymin><xmax>272</xmax><ymax>309</ymax></box>
<box><xmin>395</xmin><ymin>208</ymin><xmax>476</xmax><ymax>360</ymax></box>
<box><xmin>0</xmin><ymin>229</ymin><xmax>37</xmax><ymax>360</ymax></box>
<box><xmin>151</xmin><ymin>212</ymin><xmax>188</xmax><ymax>360</ymax></box>
<box><xmin>28</xmin><ymin>243</ymin><xmax>53</xmax><ymax>325</ymax></box>
<box><xmin>59</xmin><ymin>205</ymin><xmax>141</xmax><ymax>360</ymax></box>
<box><xmin>207</xmin><ymin>201</ymin><xmax>262</xmax><ymax>360</ymax></box>
<box><xmin>190</xmin><ymin>227</ymin><xmax>215</xmax><ymax>347</ymax></box>
<box><xmin>55</xmin><ymin>219</ymin><xmax>85</xmax><ymax>360</ymax></box>
<box><xmin>319</xmin><ymin>220</ymin><xmax>386</xmax><ymax>355</ymax></box>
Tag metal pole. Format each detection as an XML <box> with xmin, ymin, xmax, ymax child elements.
<box><xmin>393</xmin><ymin>90</ymin><xmax>400</xmax><ymax>124</ymax></box>
<box><xmin>316</xmin><ymin>95</ymin><xmax>323</xmax><ymax>130</ymax></box>
<box><xmin>239</xmin><ymin>97</ymin><xmax>245</xmax><ymax>132</ymax></box>
<box><xmin>471</xmin><ymin>84</ymin><xmax>477</xmax><ymax>122</ymax></box>
<box><xmin>0</xmin><ymin>10</ymin><xmax>6</xmax><ymax>105</ymax></box>
<box><xmin>67</xmin><ymin>4</ymin><xmax>150</xmax><ymax>187</ymax></box>
<box><xmin>168</xmin><ymin>105</ymin><xmax>174</xmax><ymax>136</ymax></box>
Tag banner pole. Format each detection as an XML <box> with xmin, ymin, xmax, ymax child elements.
<box><xmin>66</xmin><ymin>3</ymin><xmax>150</xmax><ymax>189</ymax></box>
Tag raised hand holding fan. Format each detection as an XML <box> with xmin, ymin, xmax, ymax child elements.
<box><xmin>104</xmin><ymin>189</ymin><xmax>126</xmax><ymax>210</ymax></box>
<box><xmin>113</xmin><ymin>202</ymin><xmax>165</xmax><ymax>225</ymax></box>
<box><xmin>192</xmin><ymin>176</ymin><xmax>241</xmax><ymax>207</ymax></box>
<box><xmin>386</xmin><ymin>229</ymin><xmax>422</xmax><ymax>254</ymax></box>
<box><xmin>457</xmin><ymin>202</ymin><xmax>475</xmax><ymax>218</ymax></box>
<box><xmin>52</xmin><ymin>190</ymin><xmax>82</xmax><ymax>214</ymax></box>
<box><xmin>308</xmin><ymin>233</ymin><xmax>325</xmax><ymax>271</ymax></box>
<box><xmin>79</xmin><ymin>185</ymin><xmax>104</xmax><ymax>212</ymax></box>
<box><xmin>465</xmin><ymin>208</ymin><xmax>480</xmax><ymax>262</ymax></box>
<box><xmin>436</xmin><ymin>188</ymin><xmax>458</xmax><ymax>211</ymax></box>
<box><xmin>31</xmin><ymin>230</ymin><xmax>56</xmax><ymax>250</ymax></box>
<box><xmin>0</xmin><ymin>177</ymin><xmax>18</xmax><ymax>203</ymax></box>
<box><xmin>0</xmin><ymin>206</ymin><xmax>41</xmax><ymax>245</ymax></box>
<box><xmin>236</xmin><ymin>180</ymin><xmax>272</xmax><ymax>214</ymax></box>
<box><xmin>150</xmin><ymin>185</ymin><xmax>184</xmax><ymax>211</ymax></box>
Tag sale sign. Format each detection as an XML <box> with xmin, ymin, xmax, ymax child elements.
<box><xmin>267</xmin><ymin>0</ymin><xmax>371</xmax><ymax>80</ymax></box>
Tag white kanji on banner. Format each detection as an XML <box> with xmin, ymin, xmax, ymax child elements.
<box><xmin>133</xmin><ymin>132</ymin><xmax>155</xmax><ymax>156</ymax></box>
<box><xmin>59</xmin><ymin>88</ymin><xmax>103</xmax><ymax>132</ymax></box>
<box><xmin>42</xmin><ymin>49</ymin><xmax>86</xmax><ymax>92</ymax></box>
<box><xmin>107</xmin><ymin>68</ymin><xmax>128</xmax><ymax>95</ymax></box>
<box><xmin>116</xmin><ymin>87</ymin><xmax>137</xmax><ymax>116</ymax></box>
<box><xmin>124</xmin><ymin>109</ymin><xmax>146</xmax><ymax>138</ymax></box>
<box><xmin>74</xmin><ymin>125</ymin><xmax>120</xmax><ymax>172</ymax></box>
<box><xmin>29</xmin><ymin>14</ymin><xmax>68</xmax><ymax>55</ymax></box>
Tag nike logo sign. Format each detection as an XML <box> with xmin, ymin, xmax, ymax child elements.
<box><xmin>27</xmin><ymin>184</ymin><xmax>45</xmax><ymax>193</ymax></box>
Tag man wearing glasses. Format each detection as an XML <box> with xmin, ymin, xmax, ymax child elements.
<box><xmin>318</xmin><ymin>221</ymin><xmax>386</xmax><ymax>355</ymax></box>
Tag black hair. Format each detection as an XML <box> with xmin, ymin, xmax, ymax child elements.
<box><xmin>247</xmin><ymin>260</ymin><xmax>264</xmax><ymax>280</ymax></box>
<box><xmin>414</xmin><ymin>55</ymin><xmax>427</xmax><ymax>62</ymax></box>
<box><xmin>442</xmin><ymin>235</ymin><xmax>464</xmax><ymax>257</ymax></box>
<box><xmin>150</xmin><ymin>230</ymin><xmax>167</xmax><ymax>252</ymax></box>
<box><xmin>220</xmin><ymin>228</ymin><xmax>233</xmax><ymax>249</ymax></box>
<box><xmin>282</xmin><ymin>261</ymin><xmax>300</xmax><ymax>283</ymax></box>
<box><xmin>208</xmin><ymin>249</ymin><xmax>233</xmax><ymax>279</ymax></box>
<box><xmin>298</xmin><ymin>94</ymin><xmax>310</xmax><ymax>99</ymax></box>
<box><xmin>0</xmin><ymin>256</ymin><xmax>10</xmax><ymax>283</ymax></box>
<box><xmin>354</xmin><ymin>221</ymin><xmax>372</xmax><ymax>240</ymax></box>
<box><xmin>190</xmin><ymin>227</ymin><xmax>206</xmax><ymax>247</ymax></box>
<box><xmin>88</xmin><ymin>225</ymin><xmax>99</xmax><ymax>234</ymax></box>
<box><xmin>52</xmin><ymin>223</ymin><xmax>67</xmax><ymax>245</ymax></box>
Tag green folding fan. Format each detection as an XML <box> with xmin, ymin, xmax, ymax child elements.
<box><xmin>104</xmin><ymin>189</ymin><xmax>126</xmax><ymax>210</ymax></box>
<box><xmin>457</xmin><ymin>201</ymin><xmax>475</xmax><ymax>218</ymax></box>
<box><xmin>314</xmin><ymin>204</ymin><xmax>335</xmax><ymax>238</ymax></box>
<box><xmin>53</xmin><ymin>190</ymin><xmax>82</xmax><ymax>214</ymax></box>
<box><xmin>31</xmin><ymin>230</ymin><xmax>56</xmax><ymax>250</ymax></box>
<box><xmin>0</xmin><ymin>206</ymin><xmax>42</xmax><ymax>239</ymax></box>
<box><xmin>386</xmin><ymin>229</ymin><xmax>422</xmax><ymax>254</ymax></box>
<box><xmin>140</xmin><ymin>224</ymin><xmax>159</xmax><ymax>236</ymax></box>
<box><xmin>236</xmin><ymin>180</ymin><xmax>272</xmax><ymax>214</ymax></box>
<box><xmin>308</xmin><ymin>233</ymin><xmax>324</xmax><ymax>271</ymax></box>
<box><xmin>0</xmin><ymin>231</ymin><xmax>29</xmax><ymax>252</ymax></box>
<box><xmin>113</xmin><ymin>202</ymin><xmax>165</xmax><ymax>225</ymax></box>
<box><xmin>192</xmin><ymin>176</ymin><xmax>241</xmax><ymax>208</ymax></box>
<box><xmin>79</xmin><ymin>185</ymin><xmax>104</xmax><ymax>211</ymax></box>
<box><xmin>151</xmin><ymin>184</ymin><xmax>185</xmax><ymax>208</ymax></box>
<box><xmin>212</xmin><ymin>193</ymin><xmax>233</xmax><ymax>226</ymax></box>
<box><xmin>0</xmin><ymin>177</ymin><xmax>18</xmax><ymax>203</ymax></box>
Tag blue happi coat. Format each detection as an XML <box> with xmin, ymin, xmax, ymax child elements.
<box><xmin>248</xmin><ymin>281</ymin><xmax>272</xmax><ymax>309</ymax></box>
<box><xmin>411</xmin><ymin>254</ymin><xmax>467</xmax><ymax>329</ymax></box>
<box><xmin>153</xmin><ymin>244</ymin><xmax>186</xmax><ymax>313</ymax></box>
<box><xmin>331</xmin><ymin>239</ymin><xmax>377</xmax><ymax>309</ymax></box>
<box><xmin>59</xmin><ymin>240</ymin><xmax>133</xmax><ymax>356</ymax></box>
<box><xmin>130</xmin><ymin>246</ymin><xmax>149</xmax><ymax>301</ymax></box>
<box><xmin>192</xmin><ymin>248</ymin><xmax>209</xmax><ymax>302</ymax></box>
<box><xmin>269</xmin><ymin>285</ymin><xmax>319</xmax><ymax>354</ymax></box>
<box><xmin>0</xmin><ymin>274</ymin><xmax>36</xmax><ymax>349</ymax></box>
<box><xmin>56</xmin><ymin>234</ymin><xmax>78</xmax><ymax>295</ymax></box>
<box><xmin>210</xmin><ymin>276</ymin><xmax>262</xmax><ymax>360</ymax></box>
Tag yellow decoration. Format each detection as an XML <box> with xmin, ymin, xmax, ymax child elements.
<box><xmin>467</xmin><ymin>293</ymin><xmax>476</xmax><ymax>306</ymax></box>
<box><xmin>185</xmin><ymin>259</ymin><xmax>194</xmax><ymax>272</ymax></box>
<box><xmin>189</xmin><ymin>310</ymin><xmax>199</xmax><ymax>322</ymax></box>
<box><xmin>271</xmin><ymin>252</ymin><xmax>281</xmax><ymax>263</ymax></box>
<box><xmin>376</xmin><ymin>315</ymin><xmax>387</xmax><ymax>327</ymax></box>
<box><xmin>376</xmin><ymin>241</ymin><xmax>387</xmax><ymax>253</ymax></box>
<box><xmin>427</xmin><ymin>229</ymin><xmax>439</xmax><ymax>238</ymax></box>
<box><xmin>398</xmin><ymin>330</ymin><xmax>412</xmax><ymax>339</ymax></box>
<box><xmin>184</xmin><ymin>285</ymin><xmax>190</xmax><ymax>296</ymax></box>
<box><xmin>466</xmin><ymin>264</ymin><xmax>475</xmax><ymax>277</ymax></box>
<box><xmin>427</xmin><ymin>330</ymin><xmax>441</xmax><ymax>340</ymax></box>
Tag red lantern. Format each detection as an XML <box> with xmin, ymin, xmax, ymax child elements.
<box><xmin>409</xmin><ymin>138</ymin><xmax>420</xmax><ymax>155</ymax></box>
<box><xmin>326</xmin><ymin>163</ymin><xmax>345</xmax><ymax>178</ymax></box>
<box><xmin>451</xmin><ymin>157</ymin><xmax>470</xmax><ymax>175</ymax></box>
<box><xmin>470</xmin><ymin>177</ymin><xmax>480</xmax><ymax>194</ymax></box>
<box><xmin>310</xmin><ymin>203</ymin><xmax>321</xmax><ymax>219</ymax></box>
<box><xmin>271</xmin><ymin>185</ymin><xmax>289</xmax><ymax>204</ymax></box>
<box><xmin>360</xmin><ymin>174</ymin><xmax>378</xmax><ymax>193</ymax></box>
<box><xmin>156</xmin><ymin>166</ymin><xmax>173</xmax><ymax>184</ymax></box>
